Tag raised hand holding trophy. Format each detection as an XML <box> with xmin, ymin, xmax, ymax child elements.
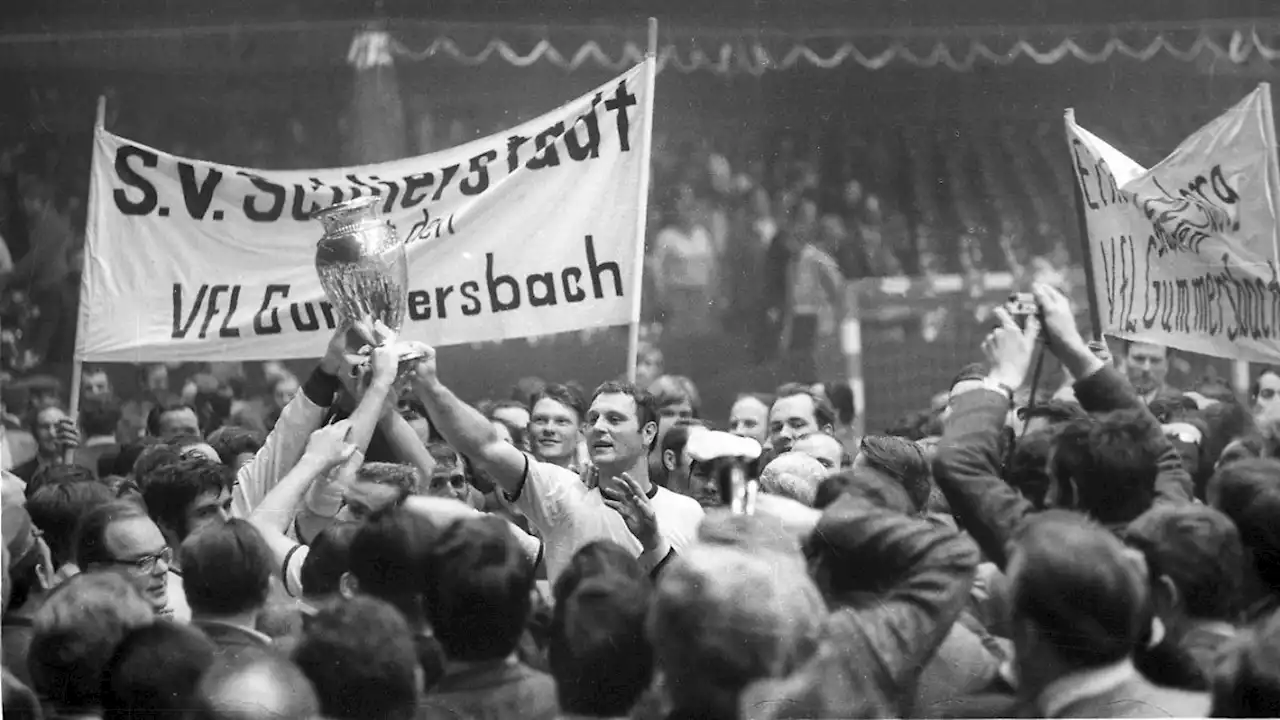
<box><xmin>312</xmin><ymin>196</ymin><xmax>426</xmax><ymax>378</ymax></box>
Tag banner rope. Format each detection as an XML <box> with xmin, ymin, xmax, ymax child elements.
<box><xmin>382</xmin><ymin>26</ymin><xmax>1280</xmax><ymax>74</ymax></box>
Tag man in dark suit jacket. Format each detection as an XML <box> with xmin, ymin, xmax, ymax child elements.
<box><xmin>932</xmin><ymin>286</ymin><xmax>1209</xmax><ymax>719</ymax></box>
<box><xmin>181</xmin><ymin>519</ymin><xmax>277</xmax><ymax>665</ymax></box>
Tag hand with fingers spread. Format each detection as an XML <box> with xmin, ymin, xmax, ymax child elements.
<box><xmin>303</xmin><ymin>419</ymin><xmax>359</xmax><ymax>471</ymax></box>
<box><xmin>601</xmin><ymin>472</ymin><xmax>661</xmax><ymax>552</ymax></box>
<box><xmin>982</xmin><ymin>306</ymin><xmax>1040</xmax><ymax>391</ymax></box>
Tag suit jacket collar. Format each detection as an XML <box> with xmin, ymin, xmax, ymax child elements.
<box><xmin>1038</xmin><ymin>659</ymin><xmax>1136</xmax><ymax>718</ymax></box>
<box><xmin>195</xmin><ymin>619</ymin><xmax>272</xmax><ymax>648</ymax></box>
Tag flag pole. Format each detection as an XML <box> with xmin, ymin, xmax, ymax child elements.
<box><xmin>65</xmin><ymin>95</ymin><xmax>105</xmax><ymax>462</ymax></box>
<box><xmin>1064</xmin><ymin>108</ymin><xmax>1105</xmax><ymax>342</ymax></box>
<box><xmin>625</xmin><ymin>17</ymin><xmax>658</xmax><ymax>384</ymax></box>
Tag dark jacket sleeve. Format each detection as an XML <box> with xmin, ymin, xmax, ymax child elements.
<box><xmin>1072</xmin><ymin>366</ymin><xmax>1193</xmax><ymax>504</ymax></box>
<box><xmin>932</xmin><ymin>388</ymin><xmax>1034</xmax><ymax>571</ymax></box>
<box><xmin>740</xmin><ymin>497</ymin><xmax>979</xmax><ymax>719</ymax></box>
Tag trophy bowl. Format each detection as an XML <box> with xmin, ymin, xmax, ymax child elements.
<box><xmin>312</xmin><ymin>196</ymin><xmax>426</xmax><ymax>378</ymax></box>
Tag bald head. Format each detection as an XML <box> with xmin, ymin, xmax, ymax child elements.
<box><xmin>759</xmin><ymin>452</ymin><xmax>827</xmax><ymax>506</ymax></box>
<box><xmin>195</xmin><ymin>655</ymin><xmax>319</xmax><ymax>720</ymax></box>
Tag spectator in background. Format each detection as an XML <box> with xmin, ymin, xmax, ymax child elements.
<box><xmin>768</xmin><ymin>383</ymin><xmax>836</xmax><ymax>455</ymax></box>
<box><xmin>74</xmin><ymin>395</ymin><xmax>123</xmax><ymax>476</ymax></box>
<box><xmin>74</xmin><ymin>501</ymin><xmax>176</xmax><ymax>617</ymax></box>
<box><xmin>658</xmin><ymin>420</ymin><xmax>706</xmax><ymax>496</ymax></box>
<box><xmin>728</xmin><ymin>393</ymin><xmax>771</xmax><ymax>448</ymax></box>
<box><xmin>418</xmin><ymin>515</ymin><xmax>557</xmax><ymax>720</ymax></box>
<box><xmin>183</xmin><ymin>519</ymin><xmax>277</xmax><ymax>663</ymax></box>
<box><xmin>529</xmin><ymin>384</ymin><xmax>586</xmax><ymax>472</ymax></box>
<box><xmin>146</xmin><ymin>398</ymin><xmax>201</xmax><ymax>442</ymax></box>
<box><xmin>854</xmin><ymin>435</ymin><xmax>932</xmax><ymax>515</ymax></box>
<box><xmin>12</xmin><ymin>403</ymin><xmax>79</xmax><ymax>484</ymax></box>
<box><xmin>26</xmin><ymin>480</ymin><xmax>114</xmax><ymax>571</ymax></box>
<box><xmin>549</xmin><ymin>543</ymin><xmax>654</xmax><ymax>719</ymax></box>
<box><xmin>1252</xmin><ymin>366</ymin><xmax>1280</xmax><ymax>427</ymax></box>
<box><xmin>207</xmin><ymin>425</ymin><xmax>264</xmax><ymax>470</ymax></box>
<box><xmin>783</xmin><ymin>213</ymin><xmax>844</xmax><ymax>386</ymax></box>
<box><xmin>1210</xmin><ymin>608</ymin><xmax>1280</xmax><ymax>716</ymax></box>
<box><xmin>27</xmin><ymin>571</ymin><xmax>155</xmax><ymax>720</ymax></box>
<box><xmin>293</xmin><ymin>596</ymin><xmax>420</xmax><ymax>720</ymax></box>
<box><xmin>120</xmin><ymin>363</ymin><xmax>172</xmax><ymax>442</ymax></box>
<box><xmin>652</xmin><ymin>184</ymin><xmax>716</xmax><ymax>337</ymax></box>
<box><xmin>792</xmin><ymin>432</ymin><xmax>845</xmax><ymax>471</ymax></box>
<box><xmin>758</xmin><ymin>452</ymin><xmax>827</xmax><ymax>507</ymax></box>
<box><xmin>3</xmin><ymin>472</ymin><xmax>56</xmax><ymax>687</ymax></box>
<box><xmin>101</xmin><ymin>621</ymin><xmax>217</xmax><ymax>720</ymax></box>
<box><xmin>633</xmin><ymin>344</ymin><xmax>664</xmax><ymax>391</ymax></box>
<box><xmin>1124</xmin><ymin>341</ymin><xmax>1183</xmax><ymax>407</ymax></box>
<box><xmin>194</xmin><ymin>654</ymin><xmax>320</xmax><ymax>720</ymax></box>
<box><xmin>80</xmin><ymin>365</ymin><xmax>113</xmax><ymax>399</ymax></box>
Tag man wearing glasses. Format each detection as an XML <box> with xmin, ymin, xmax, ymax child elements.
<box><xmin>73</xmin><ymin>501</ymin><xmax>176</xmax><ymax>617</ymax></box>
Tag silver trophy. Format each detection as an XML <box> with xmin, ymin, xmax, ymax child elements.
<box><xmin>313</xmin><ymin>196</ymin><xmax>425</xmax><ymax>377</ymax></box>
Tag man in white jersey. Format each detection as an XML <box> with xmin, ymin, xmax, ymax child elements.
<box><xmin>405</xmin><ymin>343</ymin><xmax>703</xmax><ymax>582</ymax></box>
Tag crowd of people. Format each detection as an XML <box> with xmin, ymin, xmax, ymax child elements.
<box><xmin>1</xmin><ymin>281</ymin><xmax>1280</xmax><ymax>719</ymax></box>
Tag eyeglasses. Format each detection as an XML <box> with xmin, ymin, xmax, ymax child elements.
<box><xmin>106</xmin><ymin>547</ymin><xmax>173</xmax><ymax>575</ymax></box>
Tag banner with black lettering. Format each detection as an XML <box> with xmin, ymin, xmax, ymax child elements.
<box><xmin>1066</xmin><ymin>84</ymin><xmax>1280</xmax><ymax>362</ymax></box>
<box><xmin>77</xmin><ymin>60</ymin><xmax>652</xmax><ymax>362</ymax></box>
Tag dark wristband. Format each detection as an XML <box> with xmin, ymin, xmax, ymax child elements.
<box><xmin>302</xmin><ymin>367</ymin><xmax>342</xmax><ymax>407</ymax></box>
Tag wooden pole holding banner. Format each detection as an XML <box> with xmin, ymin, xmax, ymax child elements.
<box><xmin>1064</xmin><ymin>108</ymin><xmax>1105</xmax><ymax>343</ymax></box>
<box><xmin>64</xmin><ymin>95</ymin><xmax>106</xmax><ymax>463</ymax></box>
<box><xmin>625</xmin><ymin>18</ymin><xmax>659</xmax><ymax>384</ymax></box>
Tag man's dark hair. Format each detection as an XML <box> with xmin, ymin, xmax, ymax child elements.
<box><xmin>74</xmin><ymin>501</ymin><xmax>152</xmax><ymax>569</ymax></box>
<box><xmin>424</xmin><ymin>515</ymin><xmax>534</xmax><ymax>662</ymax></box>
<box><xmin>1011</xmin><ymin>511</ymin><xmax>1148</xmax><ymax>670</ymax></box>
<box><xmin>884</xmin><ymin>409</ymin><xmax>942</xmax><ymax>442</ymax></box>
<box><xmin>531</xmin><ymin>383</ymin><xmax>588</xmax><ymax>422</ymax></box>
<box><xmin>660</xmin><ymin>420</ymin><xmax>705</xmax><ymax>478</ymax></box>
<box><xmin>1211</xmin><ymin>608</ymin><xmax>1280</xmax><ymax>716</ymax></box>
<box><xmin>648</xmin><ymin>375</ymin><xmax>701</xmax><ymax>416</ymax></box>
<box><xmin>592</xmin><ymin>381</ymin><xmax>659</xmax><ymax>450</ymax></box>
<box><xmin>1124</xmin><ymin>505</ymin><xmax>1244</xmax><ymax>622</ymax></box>
<box><xmin>27</xmin><ymin>480</ymin><xmax>116</xmax><ymax>568</ymax></box>
<box><xmin>813</xmin><ymin>470</ymin><xmax>914</xmax><ymax>515</ymax></box>
<box><xmin>550</xmin><ymin>569</ymin><xmax>653</xmax><ymax>716</ymax></box>
<box><xmin>145</xmin><ymin>398</ymin><xmax>197</xmax><ymax>438</ymax></box>
<box><xmin>1005</xmin><ymin>429</ymin><xmax>1055</xmax><ymax>510</ymax></box>
<box><xmin>1123</xmin><ymin>339</ymin><xmax>1171</xmax><ymax>358</ymax></box>
<box><xmin>1148</xmin><ymin>396</ymin><xmax>1199</xmax><ymax>425</ymax></box>
<box><xmin>80</xmin><ymin>395</ymin><xmax>122</xmax><ymax>439</ymax></box>
<box><xmin>107</xmin><ymin>438</ymin><xmax>163</xmax><ymax>479</ymax></box>
<box><xmin>299</xmin><ymin>522</ymin><xmax>362</xmax><ymax>600</ymax></box>
<box><xmin>131</xmin><ymin>444</ymin><xmax>184</xmax><ymax>485</ymax></box>
<box><xmin>26</xmin><ymin>463</ymin><xmax>97</xmax><ymax>497</ymax></box>
<box><xmin>355</xmin><ymin>462</ymin><xmax>419</xmax><ymax>500</ymax></box>
<box><xmin>1050</xmin><ymin>410</ymin><xmax>1163</xmax><ymax>525</ymax></box>
<box><xmin>1017</xmin><ymin>399</ymin><xmax>1088</xmax><ymax>427</ymax></box>
<box><xmin>348</xmin><ymin>508</ymin><xmax>440</xmax><ymax>628</ymax></box>
<box><xmin>1226</xmin><ymin>484</ymin><xmax>1280</xmax><ymax>605</ymax></box>
<box><xmin>180</xmin><ymin>518</ymin><xmax>274</xmax><ymax>617</ymax></box>
<box><xmin>206</xmin><ymin>425</ymin><xmax>264</xmax><ymax>467</ymax></box>
<box><xmin>101</xmin><ymin>621</ymin><xmax>217</xmax><ymax>720</ymax></box>
<box><xmin>292</xmin><ymin>596</ymin><xmax>419</xmax><ymax>720</ymax></box>
<box><xmin>558</xmin><ymin>540</ymin><xmax>649</xmax><ymax>588</ymax></box>
<box><xmin>824</xmin><ymin>381</ymin><xmax>855</xmax><ymax>426</ymax></box>
<box><xmin>857</xmin><ymin>435</ymin><xmax>931</xmax><ymax>512</ymax></box>
<box><xmin>141</xmin><ymin>457</ymin><xmax>233</xmax><ymax>541</ymax></box>
<box><xmin>950</xmin><ymin>363</ymin><xmax>987</xmax><ymax>391</ymax></box>
<box><xmin>774</xmin><ymin>382</ymin><xmax>836</xmax><ymax>431</ymax></box>
<box><xmin>28</xmin><ymin>571</ymin><xmax>155</xmax><ymax>712</ymax></box>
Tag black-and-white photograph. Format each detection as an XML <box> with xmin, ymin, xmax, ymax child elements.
<box><xmin>1</xmin><ymin>0</ymin><xmax>1278</xmax><ymax>717</ymax></box>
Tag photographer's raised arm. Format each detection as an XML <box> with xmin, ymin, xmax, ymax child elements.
<box><xmin>1034</xmin><ymin>284</ymin><xmax>1193</xmax><ymax>503</ymax></box>
<box><xmin>404</xmin><ymin>344</ymin><xmax>527</xmax><ymax>496</ymax></box>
